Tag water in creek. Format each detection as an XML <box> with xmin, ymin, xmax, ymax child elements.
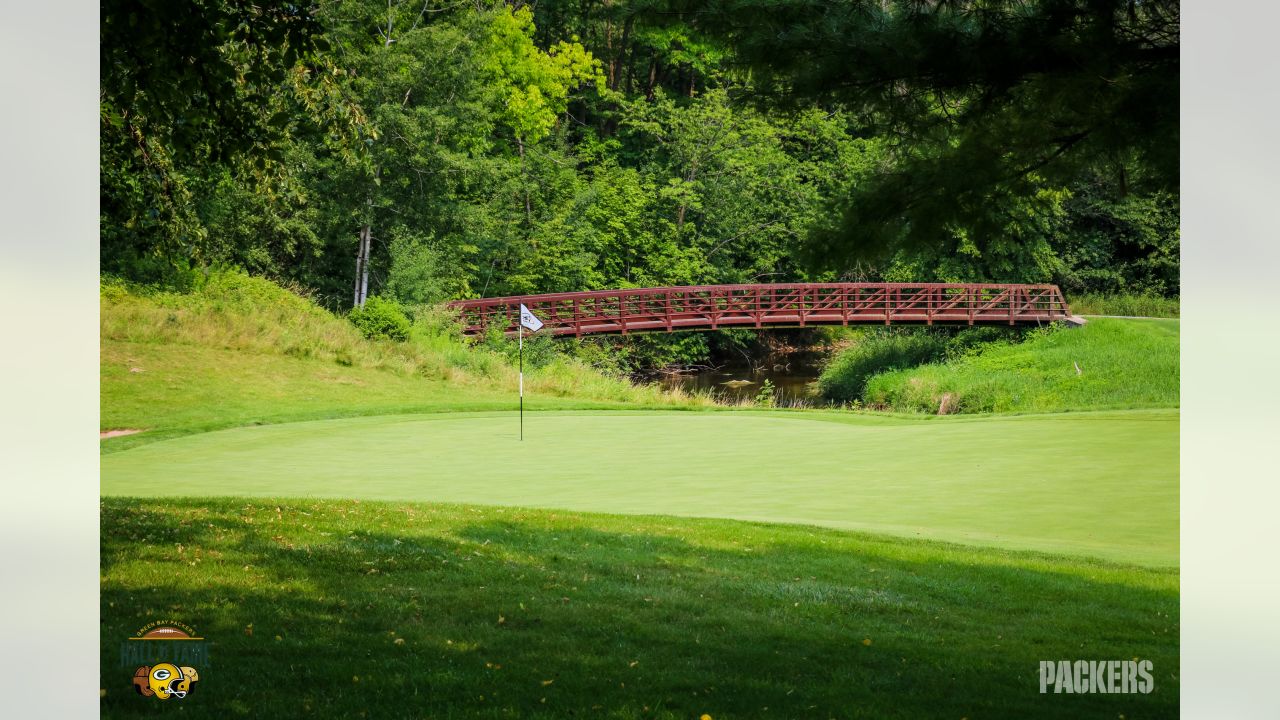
<box><xmin>657</xmin><ymin>363</ymin><xmax>825</xmax><ymax>406</ymax></box>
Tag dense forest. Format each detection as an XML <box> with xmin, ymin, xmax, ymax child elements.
<box><xmin>101</xmin><ymin>0</ymin><xmax>1179</xmax><ymax>366</ymax></box>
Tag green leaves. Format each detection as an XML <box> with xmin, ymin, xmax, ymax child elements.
<box><xmin>101</xmin><ymin>0</ymin><xmax>1178</xmax><ymax>343</ymax></box>
<box><xmin>101</xmin><ymin>0</ymin><xmax>327</xmax><ymax>163</ymax></box>
<box><xmin>478</xmin><ymin>6</ymin><xmax>604</xmax><ymax>143</ymax></box>
<box><xmin>680</xmin><ymin>0</ymin><xmax>1179</xmax><ymax>267</ymax></box>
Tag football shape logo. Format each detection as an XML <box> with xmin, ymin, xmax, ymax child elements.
<box><xmin>140</xmin><ymin>625</ymin><xmax>192</xmax><ymax>639</ymax></box>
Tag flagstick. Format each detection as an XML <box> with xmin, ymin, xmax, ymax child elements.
<box><xmin>518</xmin><ymin>320</ymin><xmax>523</xmax><ymax>442</ymax></box>
<box><xmin>515</xmin><ymin>304</ymin><xmax>543</xmax><ymax>442</ymax></box>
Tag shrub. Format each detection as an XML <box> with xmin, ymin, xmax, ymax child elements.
<box><xmin>384</xmin><ymin>230</ymin><xmax>466</xmax><ymax>306</ymax></box>
<box><xmin>755</xmin><ymin>379</ymin><xmax>776</xmax><ymax>407</ymax></box>
<box><xmin>348</xmin><ymin>296</ymin><xmax>411</xmax><ymax>341</ymax></box>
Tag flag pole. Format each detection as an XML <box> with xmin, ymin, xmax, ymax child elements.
<box><xmin>516</xmin><ymin>303</ymin><xmax>542</xmax><ymax>442</ymax></box>
<box><xmin>518</xmin><ymin>319</ymin><xmax>523</xmax><ymax>442</ymax></box>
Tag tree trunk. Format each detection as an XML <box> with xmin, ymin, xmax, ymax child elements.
<box><xmin>360</xmin><ymin>226</ymin><xmax>371</xmax><ymax>306</ymax></box>
<box><xmin>350</xmin><ymin>225</ymin><xmax>371</xmax><ymax>307</ymax></box>
<box><xmin>353</xmin><ymin>224</ymin><xmax>370</xmax><ymax>307</ymax></box>
<box><xmin>353</xmin><ymin>229</ymin><xmax>364</xmax><ymax>308</ymax></box>
<box><xmin>604</xmin><ymin>3</ymin><xmax>615</xmax><ymax>90</ymax></box>
<box><xmin>615</xmin><ymin>16</ymin><xmax>634</xmax><ymax>93</ymax></box>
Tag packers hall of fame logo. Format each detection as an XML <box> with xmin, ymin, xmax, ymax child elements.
<box><xmin>120</xmin><ymin>620</ymin><xmax>209</xmax><ymax>701</ymax></box>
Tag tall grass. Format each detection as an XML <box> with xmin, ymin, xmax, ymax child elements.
<box><xmin>101</xmin><ymin>270</ymin><xmax>712</xmax><ymax>424</ymax></box>
<box><xmin>815</xmin><ymin>327</ymin><xmax>1022</xmax><ymax>404</ymax></box>
<box><xmin>862</xmin><ymin>319</ymin><xmax>1179</xmax><ymax>414</ymax></box>
<box><xmin>1068</xmin><ymin>292</ymin><xmax>1180</xmax><ymax>317</ymax></box>
<box><xmin>816</xmin><ymin>329</ymin><xmax>949</xmax><ymax>402</ymax></box>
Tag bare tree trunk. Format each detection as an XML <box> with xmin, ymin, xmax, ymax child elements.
<box><xmin>354</xmin><ymin>166</ymin><xmax>380</xmax><ymax>307</ymax></box>
<box><xmin>353</xmin><ymin>229</ymin><xmax>364</xmax><ymax>307</ymax></box>
<box><xmin>382</xmin><ymin>0</ymin><xmax>395</xmax><ymax>47</ymax></box>
<box><xmin>360</xmin><ymin>226</ymin><xmax>371</xmax><ymax>306</ymax></box>
<box><xmin>353</xmin><ymin>225</ymin><xmax>370</xmax><ymax>307</ymax></box>
<box><xmin>353</xmin><ymin>225</ymin><xmax>373</xmax><ymax>307</ymax></box>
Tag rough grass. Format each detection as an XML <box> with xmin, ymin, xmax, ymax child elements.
<box><xmin>99</xmin><ymin>497</ymin><xmax>1179</xmax><ymax>719</ymax></box>
<box><xmin>815</xmin><ymin>330</ymin><xmax>948</xmax><ymax>403</ymax></box>
<box><xmin>1067</xmin><ymin>293</ymin><xmax>1180</xmax><ymax>318</ymax></box>
<box><xmin>862</xmin><ymin>319</ymin><xmax>1179</xmax><ymax>414</ymax></box>
<box><xmin>101</xmin><ymin>272</ymin><xmax>710</xmax><ymax>451</ymax></box>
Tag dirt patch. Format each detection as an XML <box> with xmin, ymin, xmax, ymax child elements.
<box><xmin>100</xmin><ymin>429</ymin><xmax>144</xmax><ymax>440</ymax></box>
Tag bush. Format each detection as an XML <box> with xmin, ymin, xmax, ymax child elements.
<box><xmin>755</xmin><ymin>379</ymin><xmax>776</xmax><ymax>407</ymax></box>
<box><xmin>384</xmin><ymin>230</ymin><xmax>466</xmax><ymax>306</ymax></box>
<box><xmin>817</xmin><ymin>329</ymin><xmax>949</xmax><ymax>402</ymax></box>
<box><xmin>348</xmin><ymin>297</ymin><xmax>411</xmax><ymax>341</ymax></box>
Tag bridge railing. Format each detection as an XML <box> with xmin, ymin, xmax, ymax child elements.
<box><xmin>448</xmin><ymin>283</ymin><xmax>1073</xmax><ymax>337</ymax></box>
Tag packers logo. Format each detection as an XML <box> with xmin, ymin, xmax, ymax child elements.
<box><xmin>133</xmin><ymin>662</ymin><xmax>199</xmax><ymax>699</ymax></box>
<box><xmin>121</xmin><ymin>620</ymin><xmax>209</xmax><ymax>700</ymax></box>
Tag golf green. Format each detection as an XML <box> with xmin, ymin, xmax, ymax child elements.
<box><xmin>101</xmin><ymin>409</ymin><xmax>1178</xmax><ymax>565</ymax></box>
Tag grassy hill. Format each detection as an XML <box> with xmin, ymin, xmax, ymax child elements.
<box><xmin>825</xmin><ymin>319</ymin><xmax>1179</xmax><ymax>414</ymax></box>
<box><xmin>101</xmin><ymin>271</ymin><xmax>707</xmax><ymax>451</ymax></box>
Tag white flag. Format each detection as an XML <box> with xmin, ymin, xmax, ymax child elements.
<box><xmin>519</xmin><ymin>303</ymin><xmax>544</xmax><ymax>332</ymax></box>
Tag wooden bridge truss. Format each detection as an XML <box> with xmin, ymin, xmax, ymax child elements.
<box><xmin>449</xmin><ymin>283</ymin><xmax>1076</xmax><ymax>338</ymax></box>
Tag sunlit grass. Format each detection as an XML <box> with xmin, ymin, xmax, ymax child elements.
<box><xmin>1067</xmin><ymin>293</ymin><xmax>1180</xmax><ymax>318</ymax></box>
<box><xmin>861</xmin><ymin>319</ymin><xmax>1179</xmax><ymax>414</ymax></box>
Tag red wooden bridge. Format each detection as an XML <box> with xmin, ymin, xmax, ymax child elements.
<box><xmin>450</xmin><ymin>283</ymin><xmax>1079</xmax><ymax>337</ymax></box>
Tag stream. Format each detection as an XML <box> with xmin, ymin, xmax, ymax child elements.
<box><xmin>656</xmin><ymin>362</ymin><xmax>825</xmax><ymax>406</ymax></box>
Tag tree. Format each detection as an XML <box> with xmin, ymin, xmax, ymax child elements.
<box><xmin>672</xmin><ymin>0</ymin><xmax>1179</xmax><ymax>269</ymax></box>
<box><xmin>100</xmin><ymin>0</ymin><xmax>365</xmax><ymax>279</ymax></box>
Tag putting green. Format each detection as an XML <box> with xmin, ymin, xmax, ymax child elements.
<box><xmin>101</xmin><ymin>409</ymin><xmax>1178</xmax><ymax>565</ymax></box>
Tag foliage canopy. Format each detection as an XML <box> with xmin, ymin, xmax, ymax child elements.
<box><xmin>100</xmin><ymin>0</ymin><xmax>1180</xmax><ymax>368</ymax></box>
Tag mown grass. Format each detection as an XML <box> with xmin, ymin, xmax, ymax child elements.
<box><xmin>100</xmin><ymin>497</ymin><xmax>1178</xmax><ymax>719</ymax></box>
<box><xmin>102</xmin><ymin>409</ymin><xmax>1179</xmax><ymax>565</ymax></box>
<box><xmin>101</xmin><ymin>272</ymin><xmax>709</xmax><ymax>451</ymax></box>
<box><xmin>859</xmin><ymin>319</ymin><xmax>1179</xmax><ymax>414</ymax></box>
<box><xmin>1067</xmin><ymin>293</ymin><xmax>1180</xmax><ymax>318</ymax></box>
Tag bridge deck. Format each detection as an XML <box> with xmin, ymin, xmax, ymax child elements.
<box><xmin>449</xmin><ymin>283</ymin><xmax>1075</xmax><ymax>337</ymax></box>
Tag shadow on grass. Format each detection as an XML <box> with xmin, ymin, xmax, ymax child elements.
<box><xmin>100</xmin><ymin>498</ymin><xmax>1178</xmax><ymax>719</ymax></box>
